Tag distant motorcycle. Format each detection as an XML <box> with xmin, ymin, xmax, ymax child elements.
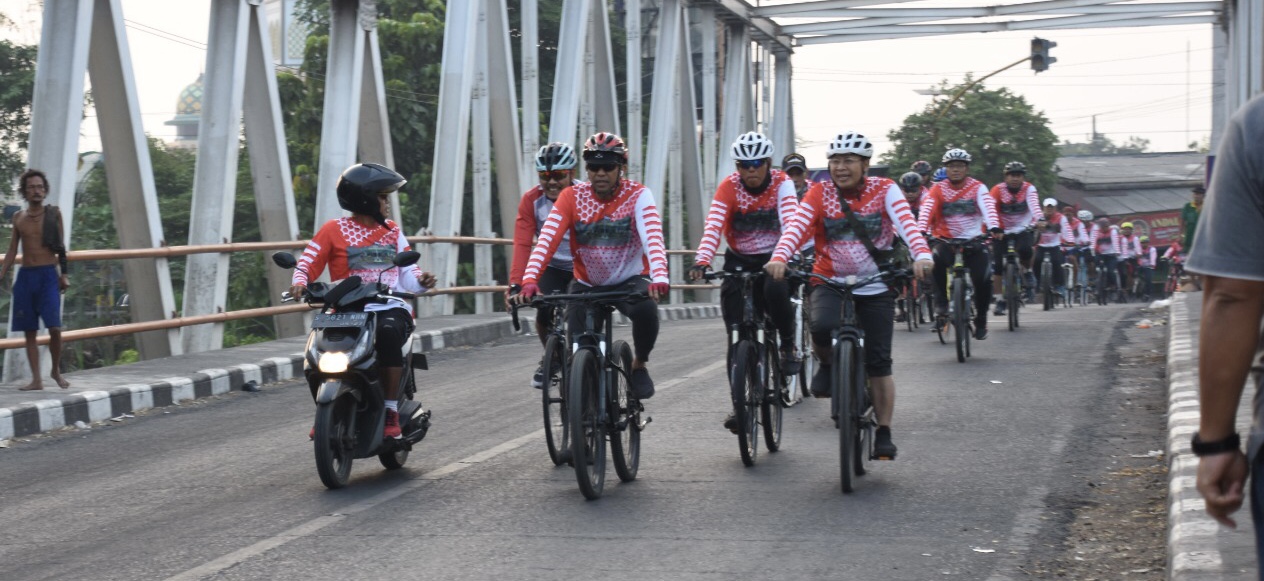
<box><xmin>272</xmin><ymin>251</ymin><xmax>431</xmax><ymax>489</ymax></box>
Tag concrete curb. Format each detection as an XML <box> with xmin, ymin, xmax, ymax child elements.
<box><xmin>0</xmin><ymin>305</ymin><xmax>720</xmax><ymax>442</ymax></box>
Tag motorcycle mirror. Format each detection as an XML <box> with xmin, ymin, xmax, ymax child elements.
<box><xmin>272</xmin><ymin>252</ymin><xmax>298</xmax><ymax>269</ymax></box>
<box><xmin>393</xmin><ymin>250</ymin><xmax>421</xmax><ymax>268</ymax></box>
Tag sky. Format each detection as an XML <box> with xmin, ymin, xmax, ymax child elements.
<box><xmin>0</xmin><ymin>0</ymin><xmax>1218</xmax><ymax>164</ymax></box>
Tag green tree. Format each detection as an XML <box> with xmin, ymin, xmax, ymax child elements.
<box><xmin>1058</xmin><ymin>134</ymin><xmax>1150</xmax><ymax>156</ymax></box>
<box><xmin>883</xmin><ymin>77</ymin><xmax>1059</xmax><ymax>195</ymax></box>
<box><xmin>0</xmin><ymin>18</ymin><xmax>37</xmax><ymax>188</ymax></box>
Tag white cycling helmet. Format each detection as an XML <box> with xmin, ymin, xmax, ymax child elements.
<box><xmin>942</xmin><ymin>148</ymin><xmax>972</xmax><ymax>163</ymax></box>
<box><xmin>731</xmin><ymin>131</ymin><xmax>775</xmax><ymax>161</ymax></box>
<box><xmin>535</xmin><ymin>142</ymin><xmax>578</xmax><ymax>171</ymax></box>
<box><xmin>826</xmin><ymin>131</ymin><xmax>873</xmax><ymax>158</ymax></box>
<box><xmin>1077</xmin><ymin>210</ymin><xmax>1094</xmax><ymax>221</ymax></box>
<box><xmin>1042</xmin><ymin>197</ymin><xmax>1058</xmax><ymax>207</ymax></box>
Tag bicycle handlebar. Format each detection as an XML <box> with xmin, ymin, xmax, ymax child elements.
<box><xmin>788</xmin><ymin>267</ymin><xmax>910</xmax><ymax>294</ymax></box>
<box><xmin>509</xmin><ymin>289</ymin><xmax>650</xmax><ymax>332</ymax></box>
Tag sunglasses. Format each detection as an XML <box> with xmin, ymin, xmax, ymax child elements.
<box><xmin>538</xmin><ymin>170</ymin><xmax>570</xmax><ymax>182</ymax></box>
<box><xmin>735</xmin><ymin>159</ymin><xmax>767</xmax><ymax>170</ymax></box>
<box><xmin>586</xmin><ymin>162</ymin><xmax>620</xmax><ymax>173</ymax></box>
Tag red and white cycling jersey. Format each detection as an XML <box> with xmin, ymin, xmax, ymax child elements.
<box><xmin>989</xmin><ymin>182</ymin><xmax>1040</xmax><ymax>234</ymax></box>
<box><xmin>918</xmin><ymin>177</ymin><xmax>1000</xmax><ymax>240</ymax></box>
<box><xmin>772</xmin><ymin>177</ymin><xmax>930</xmax><ymax>296</ymax></box>
<box><xmin>1163</xmin><ymin>243</ymin><xmax>1184</xmax><ymax>262</ymax></box>
<box><xmin>693</xmin><ymin>171</ymin><xmax>798</xmax><ymax>266</ymax></box>
<box><xmin>523</xmin><ymin>179</ymin><xmax>669</xmax><ymax>287</ymax></box>
<box><xmin>1036</xmin><ymin>213</ymin><xmax>1077</xmax><ymax>247</ymax></box>
<box><xmin>509</xmin><ymin>184</ymin><xmax>576</xmax><ymax>285</ymax></box>
<box><xmin>1138</xmin><ymin>246</ymin><xmax>1157</xmax><ymax>268</ymax></box>
<box><xmin>1063</xmin><ymin>215</ymin><xmax>1088</xmax><ymax>246</ymax></box>
<box><xmin>293</xmin><ymin>218</ymin><xmax>425</xmax><ymax>314</ymax></box>
<box><xmin>1089</xmin><ymin>223</ymin><xmax>1121</xmax><ymax>255</ymax></box>
<box><xmin>1118</xmin><ymin>233</ymin><xmax>1143</xmax><ymax>259</ymax></box>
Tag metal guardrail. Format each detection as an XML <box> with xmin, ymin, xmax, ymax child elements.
<box><xmin>0</xmin><ymin>237</ymin><xmax>717</xmax><ymax>348</ymax></box>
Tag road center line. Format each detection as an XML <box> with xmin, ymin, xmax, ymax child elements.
<box><xmin>165</xmin><ymin>358</ymin><xmax>726</xmax><ymax>581</ymax></box>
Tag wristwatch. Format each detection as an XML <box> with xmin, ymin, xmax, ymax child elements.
<box><xmin>1191</xmin><ymin>432</ymin><xmax>1241</xmax><ymax>456</ymax></box>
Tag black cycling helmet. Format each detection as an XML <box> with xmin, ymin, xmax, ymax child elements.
<box><xmin>1004</xmin><ymin>161</ymin><xmax>1027</xmax><ymax>174</ymax></box>
<box><xmin>911</xmin><ymin>160</ymin><xmax>933</xmax><ymax>176</ymax></box>
<box><xmin>336</xmin><ymin>163</ymin><xmax>406</xmax><ymax>227</ymax></box>
<box><xmin>898</xmin><ymin>171</ymin><xmax>923</xmax><ymax>192</ymax></box>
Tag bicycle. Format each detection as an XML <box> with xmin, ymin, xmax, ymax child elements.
<box><xmin>789</xmin><ymin>267</ymin><xmax>908</xmax><ymax>494</ymax></box>
<box><xmin>511</xmin><ymin>300</ymin><xmax>570</xmax><ymax>467</ymax></box>
<box><xmin>1073</xmin><ymin>248</ymin><xmax>1091</xmax><ymax>306</ymax></box>
<box><xmin>1118</xmin><ymin>257</ymin><xmax>1138</xmax><ymax>303</ymax></box>
<box><xmin>1038</xmin><ymin>249</ymin><xmax>1055</xmax><ymax>311</ymax></box>
<box><xmin>787</xmin><ymin>253</ymin><xmax>816</xmax><ymax>406</ymax></box>
<box><xmin>1094</xmin><ymin>255</ymin><xmax>1121</xmax><ymax>306</ymax></box>
<box><xmin>528</xmin><ymin>287</ymin><xmax>649</xmax><ymax>500</ymax></box>
<box><xmin>1060</xmin><ymin>249</ymin><xmax>1076</xmax><ymax>309</ymax></box>
<box><xmin>705</xmin><ymin>267</ymin><xmax>788</xmax><ymax>466</ymax></box>
<box><xmin>897</xmin><ymin>271</ymin><xmax>922</xmax><ymax>332</ymax></box>
<box><xmin>1000</xmin><ymin>237</ymin><xmax>1024</xmax><ymax>332</ymax></box>
<box><xmin>1163</xmin><ymin>258</ymin><xmax>1185</xmax><ymax>297</ymax></box>
<box><xmin>932</xmin><ymin>237</ymin><xmax>983</xmax><ymax>363</ymax></box>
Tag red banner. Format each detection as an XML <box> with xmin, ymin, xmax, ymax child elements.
<box><xmin>1112</xmin><ymin>211</ymin><xmax>1182</xmax><ymax>248</ymax></box>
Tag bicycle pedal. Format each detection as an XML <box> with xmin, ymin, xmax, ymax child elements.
<box><xmin>638</xmin><ymin>415</ymin><xmax>653</xmax><ymax>429</ymax></box>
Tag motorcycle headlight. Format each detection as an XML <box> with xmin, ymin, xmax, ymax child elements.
<box><xmin>318</xmin><ymin>352</ymin><xmax>350</xmax><ymax>373</ymax></box>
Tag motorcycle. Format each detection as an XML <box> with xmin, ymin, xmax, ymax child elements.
<box><xmin>272</xmin><ymin>250</ymin><xmax>432</xmax><ymax>489</ymax></box>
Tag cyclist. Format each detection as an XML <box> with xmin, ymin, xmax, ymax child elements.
<box><xmin>782</xmin><ymin>152</ymin><xmax>813</xmax><ymax>200</ymax></box>
<box><xmin>932</xmin><ymin>167</ymin><xmax>948</xmax><ymax>184</ymax></box>
<box><xmin>1033</xmin><ymin>198</ymin><xmax>1075</xmax><ymax>300</ymax></box>
<box><xmin>1136</xmin><ymin>235</ymin><xmax>1157</xmax><ymax>300</ymax></box>
<box><xmin>290</xmin><ymin>163</ymin><xmax>436</xmax><ymax>439</ymax></box>
<box><xmin>690</xmin><ymin>132</ymin><xmax>801</xmax><ymax>431</ymax></box>
<box><xmin>988</xmin><ymin>161</ymin><xmax>1039</xmax><ymax>316</ymax></box>
<box><xmin>763</xmin><ymin>130</ymin><xmax>933</xmax><ymax>460</ymax></box>
<box><xmin>918</xmin><ymin>148</ymin><xmax>1002</xmax><ymax>340</ymax></box>
<box><xmin>516</xmin><ymin>132</ymin><xmax>670</xmax><ymax>400</ymax></box>
<box><xmin>1089</xmin><ymin>217</ymin><xmax>1121</xmax><ymax>296</ymax></box>
<box><xmin>1061</xmin><ymin>207</ymin><xmax>1088</xmax><ymax>278</ymax></box>
<box><xmin>1117</xmin><ymin>221</ymin><xmax>1143</xmax><ymax>297</ymax></box>
<box><xmin>894</xmin><ymin>171</ymin><xmax>925</xmax><ymax>323</ymax></box>
<box><xmin>508</xmin><ymin>143</ymin><xmax>579</xmax><ymax>388</ymax></box>
<box><xmin>911</xmin><ymin>160</ymin><xmax>933</xmax><ymax>187</ymax></box>
<box><xmin>1077</xmin><ymin>209</ymin><xmax>1096</xmax><ymax>278</ymax></box>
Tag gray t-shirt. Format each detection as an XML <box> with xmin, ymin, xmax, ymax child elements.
<box><xmin>1186</xmin><ymin>93</ymin><xmax>1264</xmax><ymax>458</ymax></box>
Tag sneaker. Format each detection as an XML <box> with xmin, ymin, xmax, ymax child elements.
<box><xmin>780</xmin><ymin>346</ymin><xmax>802</xmax><ymax>376</ymax></box>
<box><xmin>810</xmin><ymin>367</ymin><xmax>831</xmax><ymax>398</ymax></box>
<box><xmin>874</xmin><ymin>426</ymin><xmax>897</xmax><ymax>460</ymax></box>
<box><xmin>309</xmin><ymin>426</ymin><xmax>315</xmax><ymax>440</ymax></box>
<box><xmin>531</xmin><ymin>362</ymin><xmax>546</xmax><ymax>389</ymax></box>
<box><xmin>894</xmin><ymin>310</ymin><xmax>907</xmax><ymax>323</ymax></box>
<box><xmin>630</xmin><ymin>368</ymin><xmax>655</xmax><ymax>400</ymax></box>
<box><xmin>1023</xmin><ymin>271</ymin><xmax>1037</xmax><ymax>290</ymax></box>
<box><xmin>384</xmin><ymin>409</ymin><xmax>402</xmax><ymax>439</ymax></box>
<box><xmin>974</xmin><ymin>325</ymin><xmax>989</xmax><ymax>341</ymax></box>
<box><xmin>723</xmin><ymin>412</ymin><xmax>738</xmax><ymax>433</ymax></box>
<box><xmin>993</xmin><ymin>299</ymin><xmax>1006</xmax><ymax>316</ymax></box>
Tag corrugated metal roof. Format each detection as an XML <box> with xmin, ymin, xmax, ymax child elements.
<box><xmin>1056</xmin><ymin>152</ymin><xmax>1207</xmax><ymax>190</ymax></box>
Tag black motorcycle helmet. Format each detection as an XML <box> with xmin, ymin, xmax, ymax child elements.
<box><xmin>336</xmin><ymin>163</ymin><xmax>406</xmax><ymax>227</ymax></box>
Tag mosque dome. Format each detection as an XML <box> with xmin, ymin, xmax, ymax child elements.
<box><xmin>175</xmin><ymin>74</ymin><xmax>203</xmax><ymax>116</ymax></box>
<box><xmin>164</xmin><ymin>74</ymin><xmax>202</xmax><ymax>147</ymax></box>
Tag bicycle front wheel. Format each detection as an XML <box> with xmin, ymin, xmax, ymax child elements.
<box><xmin>952</xmin><ymin>277</ymin><xmax>967</xmax><ymax>363</ymax></box>
<box><xmin>609</xmin><ymin>340</ymin><xmax>639</xmax><ymax>483</ymax></box>
<box><xmin>730</xmin><ymin>341</ymin><xmax>760</xmax><ymax>466</ymax></box>
<box><xmin>568</xmin><ymin>349</ymin><xmax>606</xmax><ymax>499</ymax></box>
<box><xmin>1041</xmin><ymin>258</ymin><xmax>1053</xmax><ymax>311</ymax></box>
<box><xmin>834</xmin><ymin>340</ymin><xmax>858</xmax><ymax>494</ymax></box>
<box><xmin>1004</xmin><ymin>262</ymin><xmax>1020</xmax><ymax>331</ymax></box>
<box><xmin>762</xmin><ymin>339</ymin><xmax>783</xmax><ymax>452</ymax></box>
<box><xmin>541</xmin><ymin>335</ymin><xmax>570</xmax><ymax>466</ymax></box>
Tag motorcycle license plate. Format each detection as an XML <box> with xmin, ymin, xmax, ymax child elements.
<box><xmin>312</xmin><ymin>312</ymin><xmax>369</xmax><ymax>328</ymax></box>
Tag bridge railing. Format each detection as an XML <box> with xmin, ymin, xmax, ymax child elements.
<box><xmin>0</xmin><ymin>237</ymin><xmax>719</xmax><ymax>349</ymax></box>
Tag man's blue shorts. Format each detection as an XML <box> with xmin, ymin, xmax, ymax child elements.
<box><xmin>11</xmin><ymin>265</ymin><xmax>62</xmax><ymax>332</ymax></box>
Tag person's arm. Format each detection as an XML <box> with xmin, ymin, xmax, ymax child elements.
<box><xmin>884</xmin><ymin>183</ymin><xmax>931</xmax><ymax>261</ymax></box>
<box><xmin>977</xmin><ymin>183</ymin><xmax>1000</xmax><ymax>232</ymax></box>
<box><xmin>917</xmin><ymin>187</ymin><xmax>938</xmax><ymax>234</ymax></box>
<box><xmin>632</xmin><ymin>187</ymin><xmax>670</xmax><ymax>285</ymax></box>
<box><xmin>1058</xmin><ymin>216</ymin><xmax>1075</xmax><ymax>245</ymax></box>
<box><xmin>692</xmin><ymin>184</ymin><xmax>732</xmax><ymax>269</ymax></box>
<box><xmin>1026</xmin><ymin>185</ymin><xmax>1041</xmax><ymax>227</ymax></box>
<box><xmin>56</xmin><ymin>209</ymin><xmax>68</xmax><ymax>290</ymax></box>
<box><xmin>508</xmin><ymin>190</ymin><xmax>539</xmax><ymax>286</ymax></box>
<box><xmin>771</xmin><ymin>184</ymin><xmax>819</xmax><ymax>264</ymax></box>
<box><xmin>291</xmin><ymin>223</ymin><xmax>332</xmax><ymax>296</ymax></box>
<box><xmin>775</xmin><ymin>178</ymin><xmax>800</xmax><ymax>233</ymax></box>
<box><xmin>522</xmin><ymin>188</ymin><xmax>575</xmax><ymax>287</ymax></box>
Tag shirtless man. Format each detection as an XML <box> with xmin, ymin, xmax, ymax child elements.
<box><xmin>0</xmin><ymin>169</ymin><xmax>70</xmax><ymax>390</ymax></box>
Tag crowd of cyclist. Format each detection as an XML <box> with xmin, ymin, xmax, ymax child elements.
<box><xmin>492</xmin><ymin>128</ymin><xmax>1182</xmax><ymax>461</ymax></box>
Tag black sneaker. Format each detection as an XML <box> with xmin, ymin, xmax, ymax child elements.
<box><xmin>874</xmin><ymin>426</ymin><xmax>897</xmax><ymax>460</ymax></box>
<box><xmin>894</xmin><ymin>310</ymin><xmax>907</xmax><ymax>323</ymax></box>
<box><xmin>780</xmin><ymin>346</ymin><xmax>802</xmax><ymax>376</ymax></box>
<box><xmin>993</xmin><ymin>299</ymin><xmax>1006</xmax><ymax>316</ymax></box>
<box><xmin>810</xmin><ymin>367</ymin><xmax>831</xmax><ymax>398</ymax></box>
<box><xmin>531</xmin><ymin>362</ymin><xmax>546</xmax><ymax>389</ymax></box>
<box><xmin>723</xmin><ymin>412</ymin><xmax>738</xmax><ymax>433</ymax></box>
<box><xmin>630</xmin><ymin>368</ymin><xmax>655</xmax><ymax>400</ymax></box>
<box><xmin>974</xmin><ymin>325</ymin><xmax>989</xmax><ymax>341</ymax></box>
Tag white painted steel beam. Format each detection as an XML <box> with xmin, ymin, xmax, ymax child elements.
<box><xmin>775</xmin><ymin>2</ymin><xmax>1221</xmax><ymax>19</ymax></box>
<box><xmin>700</xmin><ymin>5</ymin><xmax>718</xmax><ymax>198</ymax></box>
<box><xmin>643</xmin><ymin>0</ymin><xmax>682</xmax><ymax>205</ymax></box>
<box><xmin>588</xmin><ymin>0</ymin><xmax>620</xmax><ymax>137</ymax></box>
<box><xmin>675</xmin><ymin>8</ymin><xmax>706</xmax><ymax>254</ymax></box>
<box><xmin>708</xmin><ymin>0</ymin><xmax>794</xmax><ymax>49</ymax></box>
<box><xmin>358</xmin><ymin>28</ymin><xmax>400</xmax><ymax>226</ymax></box>
<box><xmin>753</xmin><ymin>0</ymin><xmax>916</xmax><ymax>17</ymax></box>
<box><xmin>485</xmin><ymin>0</ymin><xmax>525</xmax><ymax>243</ymax></box>
<box><xmin>548</xmin><ymin>0</ymin><xmax>591</xmax><ymax>147</ymax></box>
<box><xmin>87</xmin><ymin>0</ymin><xmax>179</xmax><ymax>359</ymax></box>
<box><xmin>772</xmin><ymin>50</ymin><xmax>793</xmax><ymax>166</ymax></box>
<box><xmin>795</xmin><ymin>14</ymin><xmax>1219</xmax><ymax>44</ymax></box>
<box><xmin>314</xmin><ymin>0</ymin><xmax>366</xmax><ymax>228</ymax></box>
<box><xmin>242</xmin><ymin>2</ymin><xmax>304</xmax><ymax>339</ymax></box>
<box><xmin>424</xmin><ymin>0</ymin><xmax>479</xmax><ymax>315</ymax></box>
<box><xmin>716</xmin><ymin>23</ymin><xmax>750</xmax><ymax>188</ymax></box>
<box><xmin>521</xmin><ymin>0</ymin><xmax>540</xmax><ymax>182</ymax></box>
<box><xmin>472</xmin><ymin>2</ymin><xmax>493</xmax><ymax>314</ymax></box>
<box><xmin>792</xmin><ymin>10</ymin><xmax>1209</xmax><ymax>37</ymax></box>
<box><xmin>626</xmin><ymin>0</ymin><xmax>643</xmax><ymax>180</ymax></box>
<box><xmin>183</xmin><ymin>0</ymin><xmax>250</xmax><ymax>354</ymax></box>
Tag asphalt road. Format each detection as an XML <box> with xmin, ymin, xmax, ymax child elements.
<box><xmin>0</xmin><ymin>302</ymin><xmax>1136</xmax><ymax>581</ymax></box>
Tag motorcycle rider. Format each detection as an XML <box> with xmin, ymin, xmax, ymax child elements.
<box><xmin>289</xmin><ymin>163</ymin><xmax>437</xmax><ymax>439</ymax></box>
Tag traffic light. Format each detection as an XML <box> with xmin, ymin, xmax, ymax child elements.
<box><xmin>1030</xmin><ymin>37</ymin><xmax>1057</xmax><ymax>73</ymax></box>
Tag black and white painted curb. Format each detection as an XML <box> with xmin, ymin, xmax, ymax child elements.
<box><xmin>0</xmin><ymin>305</ymin><xmax>720</xmax><ymax>441</ymax></box>
<box><xmin>1166</xmin><ymin>293</ymin><xmax>1254</xmax><ymax>581</ymax></box>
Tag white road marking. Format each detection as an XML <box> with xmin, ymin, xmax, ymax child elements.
<box><xmin>165</xmin><ymin>358</ymin><xmax>726</xmax><ymax>581</ymax></box>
